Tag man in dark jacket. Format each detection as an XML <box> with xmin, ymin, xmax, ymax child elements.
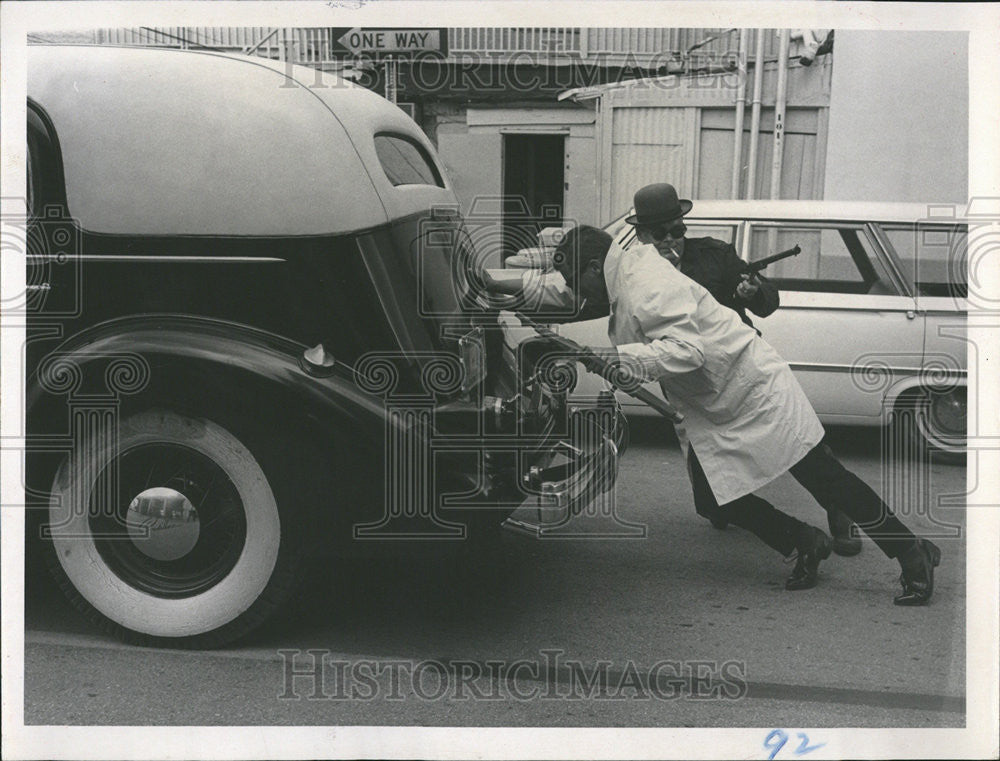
<box><xmin>624</xmin><ymin>183</ymin><xmax>778</xmax><ymax>334</ymax></box>
<box><xmin>624</xmin><ymin>183</ymin><xmax>861</xmax><ymax>556</ymax></box>
<box><xmin>671</xmin><ymin>236</ymin><xmax>777</xmax><ymax>333</ymax></box>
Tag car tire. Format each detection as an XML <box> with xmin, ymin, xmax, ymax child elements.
<box><xmin>908</xmin><ymin>386</ymin><xmax>966</xmax><ymax>465</ymax></box>
<box><xmin>43</xmin><ymin>408</ymin><xmax>302</xmax><ymax>648</ymax></box>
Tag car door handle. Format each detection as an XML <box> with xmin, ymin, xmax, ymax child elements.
<box><xmin>906</xmin><ymin>310</ymin><xmax>916</xmax><ymax>319</ymax></box>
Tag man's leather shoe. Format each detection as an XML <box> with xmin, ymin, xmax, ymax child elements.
<box><xmin>828</xmin><ymin>510</ymin><xmax>862</xmax><ymax>557</ymax></box>
<box><xmin>894</xmin><ymin>539</ymin><xmax>942</xmax><ymax>606</ymax></box>
<box><xmin>785</xmin><ymin>525</ymin><xmax>832</xmax><ymax>590</ymax></box>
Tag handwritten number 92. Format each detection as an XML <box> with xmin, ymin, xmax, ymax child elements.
<box><xmin>764</xmin><ymin>729</ymin><xmax>826</xmax><ymax>759</ymax></box>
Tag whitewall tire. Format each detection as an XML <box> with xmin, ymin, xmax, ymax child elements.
<box><xmin>46</xmin><ymin>409</ymin><xmax>298</xmax><ymax>646</ymax></box>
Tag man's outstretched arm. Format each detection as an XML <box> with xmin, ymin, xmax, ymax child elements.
<box><xmin>614</xmin><ymin>282</ymin><xmax>707</xmax><ymax>381</ymax></box>
<box><xmin>728</xmin><ymin>247</ymin><xmax>780</xmax><ymax>317</ymax></box>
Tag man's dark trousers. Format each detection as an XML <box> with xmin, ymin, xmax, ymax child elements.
<box><xmin>687</xmin><ymin>438</ymin><xmax>916</xmax><ymax>558</ymax></box>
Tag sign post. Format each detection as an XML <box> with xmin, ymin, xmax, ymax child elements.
<box><xmin>327</xmin><ymin>28</ymin><xmax>447</xmax><ymax>106</ymax></box>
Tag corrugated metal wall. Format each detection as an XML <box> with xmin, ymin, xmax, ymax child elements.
<box><xmin>593</xmin><ymin>59</ymin><xmax>833</xmax><ymax>220</ymax></box>
<box><xmin>449</xmin><ymin>27</ymin><xmax>581</xmax><ymax>54</ymax></box>
<box><xmin>97</xmin><ymin>27</ymin><xmax>270</xmax><ymax>48</ymax></box>
<box><xmin>608</xmin><ymin>107</ymin><xmax>692</xmax><ymax>220</ymax></box>
<box><xmin>585</xmin><ymin>28</ymin><xmax>750</xmax><ymax>58</ymax></box>
<box><xmin>95</xmin><ymin>27</ymin><xmax>333</xmax><ymax>62</ymax></box>
<box><xmin>448</xmin><ymin>27</ymin><xmax>751</xmax><ymax>59</ymax></box>
<box><xmin>697</xmin><ymin>107</ymin><xmax>825</xmax><ymax>200</ymax></box>
<box><xmin>85</xmin><ymin>27</ymin><xmax>760</xmax><ymax>65</ymax></box>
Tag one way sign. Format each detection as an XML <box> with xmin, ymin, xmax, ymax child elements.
<box><xmin>330</xmin><ymin>27</ymin><xmax>448</xmax><ymax>58</ymax></box>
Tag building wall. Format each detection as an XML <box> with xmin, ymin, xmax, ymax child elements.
<box><xmin>432</xmin><ymin>105</ymin><xmax>597</xmax><ymax>229</ymax></box>
<box><xmin>563</xmin><ymin>125</ymin><xmax>598</xmax><ymax>226</ymax></box>
<box><xmin>586</xmin><ymin>60</ymin><xmax>833</xmax><ymax>223</ymax></box>
<box><xmin>698</xmin><ymin>107</ymin><xmax>827</xmax><ymax>201</ymax></box>
<box><xmin>607</xmin><ymin>106</ymin><xmax>695</xmax><ymax>217</ymax></box>
<box><xmin>823</xmin><ymin>30</ymin><xmax>968</xmax><ymax>203</ymax></box>
<box><xmin>417</xmin><ymin>30</ymin><xmax>970</xmax><ymax>244</ymax></box>
<box><xmin>430</xmin><ymin>60</ymin><xmax>833</xmax><ymax>233</ymax></box>
<box><xmin>436</xmin><ymin>120</ymin><xmax>503</xmax><ymax>217</ymax></box>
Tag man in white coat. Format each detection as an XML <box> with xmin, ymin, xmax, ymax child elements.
<box><xmin>554</xmin><ymin>228</ymin><xmax>941</xmax><ymax>604</ymax></box>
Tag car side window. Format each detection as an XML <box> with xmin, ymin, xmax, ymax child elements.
<box><xmin>686</xmin><ymin>224</ymin><xmax>737</xmax><ymax>244</ymax></box>
<box><xmin>877</xmin><ymin>223</ymin><xmax>968</xmax><ymax>298</ymax></box>
<box><xmin>616</xmin><ymin>223</ymin><xmax>737</xmax><ymax>251</ymax></box>
<box><xmin>747</xmin><ymin>224</ymin><xmax>897</xmax><ymax>295</ymax></box>
<box><xmin>373</xmin><ymin>133</ymin><xmax>444</xmax><ymax>188</ymax></box>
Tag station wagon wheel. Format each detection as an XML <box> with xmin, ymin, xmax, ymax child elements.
<box><xmin>912</xmin><ymin>386</ymin><xmax>966</xmax><ymax>463</ymax></box>
<box><xmin>45</xmin><ymin>409</ymin><xmax>300</xmax><ymax>647</ymax></box>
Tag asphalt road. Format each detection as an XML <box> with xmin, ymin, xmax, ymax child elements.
<box><xmin>22</xmin><ymin>422</ymin><xmax>966</xmax><ymax>728</ymax></box>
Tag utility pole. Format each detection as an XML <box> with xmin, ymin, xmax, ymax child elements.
<box><xmin>731</xmin><ymin>29</ymin><xmax>749</xmax><ymax>199</ymax></box>
<box><xmin>769</xmin><ymin>29</ymin><xmax>790</xmax><ymax>201</ymax></box>
<box><xmin>745</xmin><ymin>29</ymin><xmax>765</xmax><ymax>200</ymax></box>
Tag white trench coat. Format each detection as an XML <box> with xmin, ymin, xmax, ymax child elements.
<box><xmin>605</xmin><ymin>242</ymin><xmax>824</xmax><ymax>505</ymax></box>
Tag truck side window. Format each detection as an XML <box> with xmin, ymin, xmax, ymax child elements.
<box><xmin>373</xmin><ymin>134</ymin><xmax>444</xmax><ymax>188</ymax></box>
<box><xmin>27</xmin><ymin>119</ymin><xmax>48</xmax><ymax>216</ymax></box>
<box><xmin>27</xmin><ymin>102</ymin><xmax>67</xmax><ymax>216</ymax></box>
<box><xmin>27</xmin><ymin>131</ymin><xmax>37</xmax><ymax>215</ymax></box>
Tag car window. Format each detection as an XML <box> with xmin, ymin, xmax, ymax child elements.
<box><xmin>686</xmin><ymin>224</ymin><xmax>737</xmax><ymax>244</ymax></box>
<box><xmin>373</xmin><ymin>134</ymin><xmax>444</xmax><ymax>188</ymax></box>
<box><xmin>614</xmin><ymin>222</ymin><xmax>737</xmax><ymax>251</ymax></box>
<box><xmin>877</xmin><ymin>223</ymin><xmax>968</xmax><ymax>298</ymax></box>
<box><xmin>747</xmin><ymin>224</ymin><xmax>897</xmax><ymax>295</ymax></box>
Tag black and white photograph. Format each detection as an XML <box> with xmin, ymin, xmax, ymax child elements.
<box><xmin>1</xmin><ymin>2</ymin><xmax>998</xmax><ymax>759</ymax></box>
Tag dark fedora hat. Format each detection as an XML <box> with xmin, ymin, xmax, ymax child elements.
<box><xmin>624</xmin><ymin>183</ymin><xmax>693</xmax><ymax>226</ymax></box>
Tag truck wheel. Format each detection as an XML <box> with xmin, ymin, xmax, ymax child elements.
<box><xmin>44</xmin><ymin>409</ymin><xmax>301</xmax><ymax>648</ymax></box>
<box><xmin>910</xmin><ymin>386</ymin><xmax>966</xmax><ymax>464</ymax></box>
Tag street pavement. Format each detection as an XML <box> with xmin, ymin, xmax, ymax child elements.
<box><xmin>22</xmin><ymin>421</ymin><xmax>965</xmax><ymax>727</ymax></box>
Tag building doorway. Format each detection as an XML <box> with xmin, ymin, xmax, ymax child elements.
<box><xmin>501</xmin><ymin>133</ymin><xmax>565</xmax><ymax>261</ymax></box>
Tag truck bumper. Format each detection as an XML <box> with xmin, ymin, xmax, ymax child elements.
<box><xmin>503</xmin><ymin>397</ymin><xmax>628</xmax><ymax>537</ymax></box>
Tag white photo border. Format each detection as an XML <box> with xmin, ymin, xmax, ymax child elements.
<box><xmin>2</xmin><ymin>2</ymin><xmax>998</xmax><ymax>759</ymax></box>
